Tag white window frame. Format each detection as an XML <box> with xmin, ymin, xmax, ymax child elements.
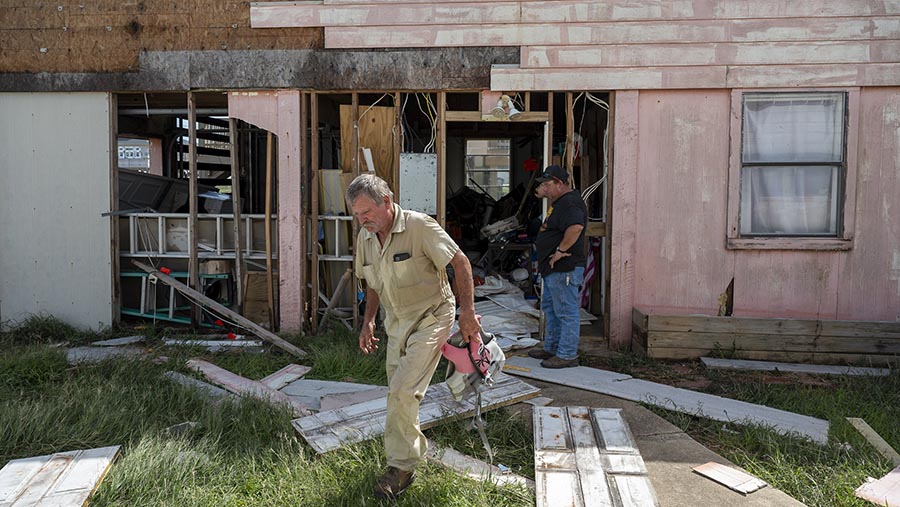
<box><xmin>726</xmin><ymin>88</ymin><xmax>859</xmax><ymax>251</ymax></box>
<box><xmin>465</xmin><ymin>138</ymin><xmax>511</xmax><ymax>200</ymax></box>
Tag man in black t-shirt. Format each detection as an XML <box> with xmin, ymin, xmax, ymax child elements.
<box><xmin>529</xmin><ymin>165</ymin><xmax>586</xmax><ymax>368</ymax></box>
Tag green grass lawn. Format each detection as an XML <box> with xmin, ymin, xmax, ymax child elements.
<box><xmin>2</xmin><ymin>315</ymin><xmax>898</xmax><ymax>506</ymax></box>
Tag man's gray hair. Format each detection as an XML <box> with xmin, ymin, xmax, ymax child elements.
<box><xmin>346</xmin><ymin>173</ymin><xmax>394</xmax><ymax>205</ymax></box>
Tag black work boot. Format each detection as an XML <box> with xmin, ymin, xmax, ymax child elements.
<box><xmin>374</xmin><ymin>466</ymin><xmax>416</xmax><ymax>500</ymax></box>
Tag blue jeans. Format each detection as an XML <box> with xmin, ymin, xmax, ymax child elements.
<box><xmin>541</xmin><ymin>267</ymin><xmax>584</xmax><ymax>361</ymax></box>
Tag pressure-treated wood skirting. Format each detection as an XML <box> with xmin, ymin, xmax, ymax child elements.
<box><xmin>632</xmin><ymin>307</ymin><xmax>900</xmax><ymax>365</ymax></box>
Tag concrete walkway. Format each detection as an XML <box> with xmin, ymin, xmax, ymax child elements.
<box><xmin>511</xmin><ymin>378</ymin><xmax>808</xmax><ymax>507</ymax></box>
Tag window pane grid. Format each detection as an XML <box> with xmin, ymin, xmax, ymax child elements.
<box><xmin>466</xmin><ymin>139</ymin><xmax>511</xmax><ymax>201</ymax></box>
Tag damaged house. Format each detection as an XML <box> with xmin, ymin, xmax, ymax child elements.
<box><xmin>1</xmin><ymin>1</ymin><xmax>899</xmax><ymax>363</ymax></box>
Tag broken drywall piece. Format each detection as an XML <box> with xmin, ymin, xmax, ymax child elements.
<box><xmin>163</xmin><ymin>371</ymin><xmax>234</xmax><ymax>400</ymax></box>
<box><xmin>67</xmin><ymin>346</ymin><xmax>144</xmax><ymax>364</ymax></box>
<box><xmin>534</xmin><ymin>407</ymin><xmax>658</xmax><ymax>507</ymax></box>
<box><xmin>259</xmin><ymin>364</ymin><xmax>312</xmax><ymax>390</ymax></box>
<box><xmin>504</xmin><ymin>356</ymin><xmax>830</xmax><ymax>445</ymax></box>
<box><xmin>91</xmin><ymin>335</ymin><xmax>145</xmax><ymax>346</ymax></box>
<box><xmin>293</xmin><ymin>373</ymin><xmax>539</xmax><ymax>453</ymax></box>
<box><xmin>701</xmin><ymin>357</ymin><xmax>891</xmax><ymax>377</ymax></box>
<box><xmin>186</xmin><ymin>359</ymin><xmax>312</xmax><ymax>416</ymax></box>
<box><xmin>319</xmin><ymin>386</ymin><xmax>389</xmax><ymax>412</ymax></box>
<box><xmin>692</xmin><ymin>462</ymin><xmax>767</xmax><ymax>495</ymax></box>
<box><xmin>855</xmin><ymin>465</ymin><xmax>900</xmax><ymax>506</ymax></box>
<box><xmin>0</xmin><ymin>445</ymin><xmax>120</xmax><ymax>507</ymax></box>
<box><xmin>425</xmin><ymin>439</ymin><xmax>534</xmax><ymax>490</ymax></box>
<box><xmin>280</xmin><ymin>378</ymin><xmax>383</xmax><ymax>411</ymax></box>
<box><xmin>847</xmin><ymin>418</ymin><xmax>900</xmax><ymax>466</ymax></box>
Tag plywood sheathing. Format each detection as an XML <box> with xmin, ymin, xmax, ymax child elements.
<box><xmin>1</xmin><ymin>2</ymin><xmax>322</xmax><ymax>73</ymax></box>
<box><xmin>339</xmin><ymin>104</ymin><xmax>395</xmax><ymax>190</ymax></box>
<box><xmin>0</xmin><ymin>47</ymin><xmax>519</xmax><ymax>92</ymax></box>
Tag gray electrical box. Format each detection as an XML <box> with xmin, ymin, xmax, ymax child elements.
<box><xmin>399</xmin><ymin>153</ymin><xmax>437</xmax><ymax>215</ymax></box>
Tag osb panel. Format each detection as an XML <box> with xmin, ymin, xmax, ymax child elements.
<box><xmin>1</xmin><ymin>2</ymin><xmax>323</xmax><ymax>73</ymax></box>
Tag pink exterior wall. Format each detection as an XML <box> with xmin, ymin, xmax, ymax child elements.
<box><xmin>611</xmin><ymin>88</ymin><xmax>900</xmax><ymax>346</ymax></box>
<box><xmin>228</xmin><ymin>91</ymin><xmax>304</xmax><ymax>332</ymax></box>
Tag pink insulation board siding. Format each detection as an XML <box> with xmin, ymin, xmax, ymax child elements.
<box><xmin>228</xmin><ymin>91</ymin><xmax>305</xmax><ymax>332</ymax></box>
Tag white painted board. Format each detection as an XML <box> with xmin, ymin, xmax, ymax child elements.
<box><xmin>0</xmin><ymin>445</ymin><xmax>119</xmax><ymax>507</ymax></box>
<box><xmin>399</xmin><ymin>153</ymin><xmax>437</xmax><ymax>215</ymax></box>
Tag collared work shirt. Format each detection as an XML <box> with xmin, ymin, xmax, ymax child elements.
<box><xmin>355</xmin><ymin>203</ymin><xmax>458</xmax><ymax>321</ymax></box>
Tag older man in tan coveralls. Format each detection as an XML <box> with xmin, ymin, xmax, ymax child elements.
<box><xmin>347</xmin><ymin>174</ymin><xmax>479</xmax><ymax>500</ymax></box>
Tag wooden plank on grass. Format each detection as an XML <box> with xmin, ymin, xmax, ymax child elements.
<box><xmin>0</xmin><ymin>446</ymin><xmax>119</xmax><ymax>507</ymax></box>
<box><xmin>131</xmin><ymin>260</ymin><xmax>307</xmax><ymax>358</ymax></box>
<box><xmin>692</xmin><ymin>462</ymin><xmax>767</xmax><ymax>494</ymax></box>
<box><xmin>425</xmin><ymin>439</ymin><xmax>534</xmax><ymax>490</ymax></box>
<box><xmin>293</xmin><ymin>373</ymin><xmax>539</xmax><ymax>453</ymax></box>
<box><xmin>855</xmin><ymin>465</ymin><xmax>900</xmax><ymax>507</ymax></box>
<box><xmin>534</xmin><ymin>407</ymin><xmax>657</xmax><ymax>507</ymax></box>
<box><xmin>67</xmin><ymin>347</ymin><xmax>144</xmax><ymax>365</ymax></box>
<box><xmin>186</xmin><ymin>359</ymin><xmax>312</xmax><ymax>416</ymax></box>
<box><xmin>259</xmin><ymin>364</ymin><xmax>312</xmax><ymax>390</ymax></box>
<box><xmin>163</xmin><ymin>371</ymin><xmax>234</xmax><ymax>400</ymax></box>
<box><xmin>91</xmin><ymin>335</ymin><xmax>144</xmax><ymax>346</ymax></box>
<box><xmin>504</xmin><ymin>360</ymin><xmax>830</xmax><ymax>445</ymax></box>
<box><xmin>701</xmin><ymin>357</ymin><xmax>892</xmax><ymax>376</ymax></box>
<box><xmin>847</xmin><ymin>418</ymin><xmax>900</xmax><ymax>466</ymax></box>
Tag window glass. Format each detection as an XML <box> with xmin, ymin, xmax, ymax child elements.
<box><xmin>742</xmin><ymin>92</ymin><xmax>844</xmax><ymax>163</ymax></box>
<box><xmin>466</xmin><ymin>139</ymin><xmax>510</xmax><ymax>200</ymax></box>
<box><xmin>740</xmin><ymin>165</ymin><xmax>838</xmax><ymax>235</ymax></box>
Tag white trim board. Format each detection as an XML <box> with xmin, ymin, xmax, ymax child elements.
<box><xmin>425</xmin><ymin>439</ymin><xmax>534</xmax><ymax>490</ymax></box>
<box><xmin>534</xmin><ymin>407</ymin><xmax>658</xmax><ymax>507</ymax></box>
<box><xmin>91</xmin><ymin>335</ymin><xmax>144</xmax><ymax>346</ymax></box>
<box><xmin>504</xmin><ymin>356</ymin><xmax>830</xmax><ymax>445</ymax></box>
<box><xmin>692</xmin><ymin>462</ymin><xmax>767</xmax><ymax>495</ymax></box>
<box><xmin>847</xmin><ymin>418</ymin><xmax>900</xmax><ymax>466</ymax></box>
<box><xmin>293</xmin><ymin>373</ymin><xmax>540</xmax><ymax>453</ymax></box>
<box><xmin>259</xmin><ymin>364</ymin><xmax>312</xmax><ymax>390</ymax></box>
<box><xmin>0</xmin><ymin>445</ymin><xmax>120</xmax><ymax>507</ymax></box>
<box><xmin>701</xmin><ymin>357</ymin><xmax>891</xmax><ymax>376</ymax></box>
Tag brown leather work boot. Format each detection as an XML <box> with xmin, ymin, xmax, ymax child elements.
<box><xmin>373</xmin><ymin>466</ymin><xmax>416</xmax><ymax>500</ymax></box>
<box><xmin>541</xmin><ymin>355</ymin><xmax>578</xmax><ymax>369</ymax></box>
<box><xmin>528</xmin><ymin>348</ymin><xmax>554</xmax><ymax>360</ymax></box>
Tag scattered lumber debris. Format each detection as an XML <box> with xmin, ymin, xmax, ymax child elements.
<box><xmin>132</xmin><ymin>260</ymin><xmax>307</xmax><ymax>358</ymax></box>
<box><xmin>67</xmin><ymin>346</ymin><xmax>144</xmax><ymax>365</ymax></box>
<box><xmin>847</xmin><ymin>418</ymin><xmax>900</xmax><ymax>466</ymax></box>
<box><xmin>504</xmin><ymin>356</ymin><xmax>830</xmax><ymax>445</ymax></box>
<box><xmin>163</xmin><ymin>371</ymin><xmax>234</xmax><ymax>401</ymax></box>
<box><xmin>259</xmin><ymin>364</ymin><xmax>312</xmax><ymax>390</ymax></box>
<box><xmin>855</xmin><ymin>465</ymin><xmax>900</xmax><ymax>506</ymax></box>
<box><xmin>293</xmin><ymin>373</ymin><xmax>539</xmax><ymax>453</ymax></box>
<box><xmin>163</xmin><ymin>339</ymin><xmax>264</xmax><ymax>352</ymax></box>
<box><xmin>692</xmin><ymin>462</ymin><xmax>767</xmax><ymax>495</ymax></box>
<box><xmin>319</xmin><ymin>387</ymin><xmax>389</xmax><ymax>412</ymax></box>
<box><xmin>534</xmin><ymin>407</ymin><xmax>658</xmax><ymax>506</ymax></box>
<box><xmin>425</xmin><ymin>439</ymin><xmax>534</xmax><ymax>490</ymax></box>
<box><xmin>186</xmin><ymin>359</ymin><xmax>312</xmax><ymax>416</ymax></box>
<box><xmin>701</xmin><ymin>357</ymin><xmax>891</xmax><ymax>377</ymax></box>
<box><xmin>0</xmin><ymin>445</ymin><xmax>120</xmax><ymax>506</ymax></box>
<box><xmin>91</xmin><ymin>335</ymin><xmax>145</xmax><ymax>346</ymax></box>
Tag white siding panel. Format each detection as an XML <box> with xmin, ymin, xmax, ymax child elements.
<box><xmin>0</xmin><ymin>93</ymin><xmax>112</xmax><ymax>330</ymax></box>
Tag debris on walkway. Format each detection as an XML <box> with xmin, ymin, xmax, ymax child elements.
<box><xmin>534</xmin><ymin>407</ymin><xmax>658</xmax><ymax>506</ymax></box>
<box><xmin>701</xmin><ymin>357</ymin><xmax>891</xmax><ymax>377</ymax></box>
<box><xmin>425</xmin><ymin>439</ymin><xmax>534</xmax><ymax>490</ymax></box>
<box><xmin>847</xmin><ymin>418</ymin><xmax>900</xmax><ymax>466</ymax></box>
<box><xmin>505</xmin><ymin>356</ymin><xmax>830</xmax><ymax>445</ymax></box>
<box><xmin>186</xmin><ymin>359</ymin><xmax>312</xmax><ymax>416</ymax></box>
<box><xmin>855</xmin><ymin>465</ymin><xmax>900</xmax><ymax>506</ymax></box>
<box><xmin>692</xmin><ymin>462</ymin><xmax>767</xmax><ymax>495</ymax></box>
<box><xmin>0</xmin><ymin>445</ymin><xmax>120</xmax><ymax>506</ymax></box>
<box><xmin>293</xmin><ymin>373</ymin><xmax>539</xmax><ymax>453</ymax></box>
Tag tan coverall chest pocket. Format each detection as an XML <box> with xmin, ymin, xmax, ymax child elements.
<box><xmin>392</xmin><ymin>255</ymin><xmax>425</xmax><ymax>289</ymax></box>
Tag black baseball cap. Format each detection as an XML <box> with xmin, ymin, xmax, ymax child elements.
<box><xmin>535</xmin><ymin>165</ymin><xmax>570</xmax><ymax>183</ymax></box>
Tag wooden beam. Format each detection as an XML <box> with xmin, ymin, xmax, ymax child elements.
<box><xmin>565</xmin><ymin>91</ymin><xmax>574</xmax><ymax>181</ymax></box>
<box><xmin>131</xmin><ymin>260</ymin><xmax>308</xmax><ymax>357</ymax></box>
<box><xmin>299</xmin><ymin>92</ymin><xmax>308</xmax><ymax>332</ymax></box>
<box><xmin>265</xmin><ymin>131</ymin><xmax>276</xmax><ymax>330</ymax></box>
<box><xmin>228</xmin><ymin>117</ymin><xmax>245</xmax><ymax>312</ymax></box>
<box><xmin>351</xmin><ymin>92</ymin><xmax>360</xmax><ymax>329</ymax></box>
<box><xmin>188</xmin><ymin>92</ymin><xmax>200</xmax><ymax>326</ymax></box>
<box><xmin>426</xmin><ymin>439</ymin><xmax>535</xmax><ymax>490</ymax></box>
<box><xmin>108</xmin><ymin>93</ymin><xmax>121</xmax><ymax>325</ymax></box>
<box><xmin>187</xmin><ymin>359</ymin><xmax>312</xmax><ymax>416</ymax></box>
<box><xmin>437</xmin><ymin>91</ymin><xmax>447</xmax><ymax>226</ymax></box>
<box><xmin>393</xmin><ymin>92</ymin><xmax>402</xmax><ymax>197</ymax></box>
<box><xmin>259</xmin><ymin>363</ymin><xmax>313</xmax><ymax>390</ymax></box>
<box><xmin>847</xmin><ymin>418</ymin><xmax>900</xmax><ymax>466</ymax></box>
<box><xmin>604</xmin><ymin>92</ymin><xmax>615</xmax><ymax>345</ymax></box>
<box><xmin>445</xmin><ymin>110</ymin><xmax>549</xmax><ymax>122</ymax></box>
<box><xmin>310</xmin><ymin>93</ymin><xmax>320</xmax><ymax>333</ymax></box>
